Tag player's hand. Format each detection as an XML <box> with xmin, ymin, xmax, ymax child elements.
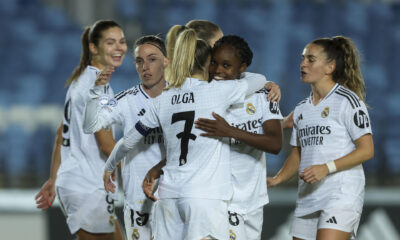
<box><xmin>103</xmin><ymin>170</ymin><xmax>117</xmax><ymax>193</ymax></box>
<box><xmin>142</xmin><ymin>170</ymin><xmax>158</xmax><ymax>202</ymax></box>
<box><xmin>195</xmin><ymin>112</ymin><xmax>233</xmax><ymax>137</ymax></box>
<box><xmin>264</xmin><ymin>81</ymin><xmax>281</xmax><ymax>102</ymax></box>
<box><xmin>267</xmin><ymin>176</ymin><xmax>281</xmax><ymax>188</ymax></box>
<box><xmin>95</xmin><ymin>66</ymin><xmax>115</xmax><ymax>86</ymax></box>
<box><xmin>35</xmin><ymin>179</ymin><xmax>56</xmax><ymax>210</ymax></box>
<box><xmin>300</xmin><ymin>164</ymin><xmax>329</xmax><ymax>184</ymax></box>
<box><xmin>282</xmin><ymin>111</ymin><xmax>294</xmax><ymax>129</ymax></box>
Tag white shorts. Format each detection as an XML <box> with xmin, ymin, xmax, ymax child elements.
<box><xmin>290</xmin><ymin>208</ymin><xmax>361</xmax><ymax>240</ymax></box>
<box><xmin>228</xmin><ymin>207</ymin><xmax>264</xmax><ymax>240</ymax></box>
<box><xmin>151</xmin><ymin>198</ymin><xmax>229</xmax><ymax>240</ymax></box>
<box><xmin>123</xmin><ymin>203</ymin><xmax>152</xmax><ymax>240</ymax></box>
<box><xmin>56</xmin><ymin>187</ymin><xmax>117</xmax><ymax>234</ymax></box>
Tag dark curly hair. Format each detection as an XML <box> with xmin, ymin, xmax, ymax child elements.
<box><xmin>213</xmin><ymin>35</ymin><xmax>253</xmax><ymax>67</ymax></box>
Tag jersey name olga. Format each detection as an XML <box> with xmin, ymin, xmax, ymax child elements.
<box><xmin>297</xmin><ymin>124</ymin><xmax>332</xmax><ymax>148</ymax></box>
<box><xmin>171</xmin><ymin>92</ymin><xmax>195</xmax><ymax>105</ymax></box>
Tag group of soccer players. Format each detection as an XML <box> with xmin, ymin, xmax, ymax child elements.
<box><xmin>35</xmin><ymin>18</ymin><xmax>373</xmax><ymax>240</ymax></box>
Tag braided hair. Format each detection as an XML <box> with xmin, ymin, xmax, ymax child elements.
<box><xmin>213</xmin><ymin>35</ymin><xmax>253</xmax><ymax>67</ymax></box>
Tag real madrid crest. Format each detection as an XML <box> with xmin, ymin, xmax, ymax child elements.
<box><xmin>229</xmin><ymin>229</ymin><xmax>237</xmax><ymax>240</ymax></box>
<box><xmin>246</xmin><ymin>102</ymin><xmax>256</xmax><ymax>115</ymax></box>
<box><xmin>321</xmin><ymin>107</ymin><xmax>330</xmax><ymax>118</ymax></box>
<box><xmin>109</xmin><ymin>215</ymin><xmax>115</xmax><ymax>226</ymax></box>
<box><xmin>132</xmin><ymin>228</ymin><xmax>140</xmax><ymax>239</ymax></box>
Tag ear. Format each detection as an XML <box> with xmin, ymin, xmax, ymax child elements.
<box><xmin>89</xmin><ymin>43</ymin><xmax>98</xmax><ymax>55</ymax></box>
<box><xmin>239</xmin><ymin>63</ymin><xmax>247</xmax><ymax>74</ymax></box>
<box><xmin>163</xmin><ymin>57</ymin><xmax>170</xmax><ymax>68</ymax></box>
<box><xmin>325</xmin><ymin>60</ymin><xmax>336</xmax><ymax>75</ymax></box>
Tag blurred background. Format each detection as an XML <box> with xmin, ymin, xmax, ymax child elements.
<box><xmin>0</xmin><ymin>0</ymin><xmax>399</xmax><ymax>239</ymax></box>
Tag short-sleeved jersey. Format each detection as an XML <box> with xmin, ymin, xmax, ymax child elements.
<box><xmin>135</xmin><ymin>78</ymin><xmax>250</xmax><ymax>200</ymax></box>
<box><xmin>226</xmin><ymin>89</ymin><xmax>283</xmax><ymax>214</ymax></box>
<box><xmin>90</xmin><ymin>84</ymin><xmax>165</xmax><ymax>210</ymax></box>
<box><xmin>57</xmin><ymin>66</ymin><xmax>114</xmax><ymax>193</ymax></box>
<box><xmin>290</xmin><ymin>84</ymin><xmax>372</xmax><ymax>216</ymax></box>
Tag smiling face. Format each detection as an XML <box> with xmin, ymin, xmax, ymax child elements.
<box><xmin>90</xmin><ymin>26</ymin><xmax>127</xmax><ymax>69</ymax></box>
<box><xmin>134</xmin><ymin>43</ymin><xmax>168</xmax><ymax>88</ymax></box>
<box><xmin>209</xmin><ymin>44</ymin><xmax>246</xmax><ymax>81</ymax></box>
<box><xmin>300</xmin><ymin>43</ymin><xmax>335</xmax><ymax>84</ymax></box>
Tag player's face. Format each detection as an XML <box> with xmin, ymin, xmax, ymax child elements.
<box><xmin>91</xmin><ymin>27</ymin><xmax>127</xmax><ymax>68</ymax></box>
<box><xmin>300</xmin><ymin>43</ymin><xmax>333</xmax><ymax>84</ymax></box>
<box><xmin>208</xmin><ymin>29</ymin><xmax>224</xmax><ymax>47</ymax></box>
<box><xmin>134</xmin><ymin>44</ymin><xmax>168</xmax><ymax>88</ymax></box>
<box><xmin>209</xmin><ymin>44</ymin><xmax>246</xmax><ymax>81</ymax></box>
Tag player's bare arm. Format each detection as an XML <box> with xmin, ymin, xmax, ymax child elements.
<box><xmin>267</xmin><ymin>146</ymin><xmax>301</xmax><ymax>187</ymax></box>
<box><xmin>142</xmin><ymin>158</ymin><xmax>166</xmax><ymax>201</ymax></box>
<box><xmin>264</xmin><ymin>81</ymin><xmax>281</xmax><ymax>102</ymax></box>
<box><xmin>35</xmin><ymin>121</ymin><xmax>63</xmax><ymax>210</ymax></box>
<box><xmin>195</xmin><ymin>112</ymin><xmax>282</xmax><ymax>154</ymax></box>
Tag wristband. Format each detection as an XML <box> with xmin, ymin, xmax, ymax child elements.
<box><xmin>326</xmin><ymin>161</ymin><xmax>337</xmax><ymax>174</ymax></box>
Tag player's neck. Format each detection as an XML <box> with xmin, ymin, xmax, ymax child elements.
<box><xmin>141</xmin><ymin>78</ymin><xmax>166</xmax><ymax>98</ymax></box>
<box><xmin>311</xmin><ymin>80</ymin><xmax>336</xmax><ymax>105</ymax></box>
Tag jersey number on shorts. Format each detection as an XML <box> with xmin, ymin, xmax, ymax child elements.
<box><xmin>171</xmin><ymin>111</ymin><xmax>197</xmax><ymax>166</ymax></box>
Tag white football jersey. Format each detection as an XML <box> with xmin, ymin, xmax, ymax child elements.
<box><xmin>226</xmin><ymin>89</ymin><xmax>283</xmax><ymax>214</ymax></box>
<box><xmin>84</xmin><ymin>84</ymin><xmax>165</xmax><ymax>210</ymax></box>
<box><xmin>290</xmin><ymin>84</ymin><xmax>372</xmax><ymax>216</ymax></box>
<box><xmin>57</xmin><ymin>66</ymin><xmax>114</xmax><ymax>193</ymax></box>
<box><xmin>138</xmin><ymin>78</ymin><xmax>248</xmax><ymax>200</ymax></box>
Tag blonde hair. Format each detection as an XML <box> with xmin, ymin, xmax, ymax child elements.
<box><xmin>165</xmin><ymin>20</ymin><xmax>221</xmax><ymax>79</ymax></box>
<box><xmin>312</xmin><ymin>36</ymin><xmax>366</xmax><ymax>102</ymax></box>
<box><xmin>166</xmin><ymin>29</ymin><xmax>211</xmax><ymax>89</ymax></box>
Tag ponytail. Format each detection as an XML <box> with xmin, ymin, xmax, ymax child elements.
<box><xmin>65</xmin><ymin>26</ymin><xmax>91</xmax><ymax>86</ymax></box>
<box><xmin>166</xmin><ymin>29</ymin><xmax>211</xmax><ymax>89</ymax></box>
<box><xmin>312</xmin><ymin>36</ymin><xmax>366</xmax><ymax>102</ymax></box>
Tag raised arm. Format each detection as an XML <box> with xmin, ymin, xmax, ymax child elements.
<box><xmin>35</xmin><ymin>121</ymin><xmax>62</xmax><ymax>210</ymax></box>
<box><xmin>83</xmin><ymin>67</ymin><xmax>116</xmax><ymax>134</ymax></box>
<box><xmin>241</xmin><ymin>72</ymin><xmax>268</xmax><ymax>96</ymax></box>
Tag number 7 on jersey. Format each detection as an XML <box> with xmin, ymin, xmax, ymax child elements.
<box><xmin>171</xmin><ymin>111</ymin><xmax>197</xmax><ymax>166</ymax></box>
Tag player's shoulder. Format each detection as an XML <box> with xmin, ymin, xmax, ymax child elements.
<box><xmin>114</xmin><ymin>85</ymin><xmax>141</xmax><ymax>101</ymax></box>
<box><xmin>255</xmin><ymin>87</ymin><xmax>270</xmax><ymax>95</ymax></box>
<box><xmin>332</xmin><ymin>85</ymin><xmax>363</xmax><ymax>109</ymax></box>
<box><xmin>295</xmin><ymin>97</ymin><xmax>310</xmax><ymax>108</ymax></box>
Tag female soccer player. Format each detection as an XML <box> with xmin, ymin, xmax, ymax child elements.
<box><xmin>268</xmin><ymin>36</ymin><xmax>374</xmax><ymax>240</ymax></box>
<box><xmin>194</xmin><ymin>35</ymin><xmax>283</xmax><ymax>240</ymax></box>
<box><xmin>83</xmin><ymin>35</ymin><xmax>169</xmax><ymax>240</ymax></box>
<box><xmin>35</xmin><ymin>19</ymin><xmax>126</xmax><ymax>240</ymax></box>
<box><xmin>102</xmin><ymin>28</ymin><xmax>268</xmax><ymax>240</ymax></box>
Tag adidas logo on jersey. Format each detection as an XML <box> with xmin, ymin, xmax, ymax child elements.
<box><xmin>326</xmin><ymin>216</ymin><xmax>337</xmax><ymax>224</ymax></box>
<box><xmin>138</xmin><ymin>108</ymin><xmax>146</xmax><ymax>116</ymax></box>
<box><xmin>297</xmin><ymin>114</ymin><xmax>303</xmax><ymax>122</ymax></box>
